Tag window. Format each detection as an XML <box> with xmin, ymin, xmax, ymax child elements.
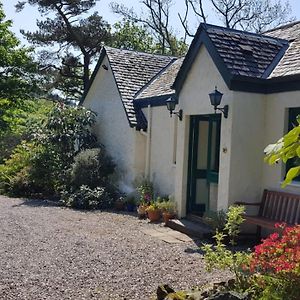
<box><xmin>286</xmin><ymin>107</ymin><xmax>300</xmax><ymax>182</ymax></box>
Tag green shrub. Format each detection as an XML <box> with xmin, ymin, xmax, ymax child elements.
<box><xmin>158</xmin><ymin>199</ymin><xmax>177</xmax><ymax>214</ymax></box>
<box><xmin>70</xmin><ymin>148</ymin><xmax>115</xmax><ymax>189</ymax></box>
<box><xmin>0</xmin><ymin>141</ymin><xmax>34</xmax><ymax>194</ymax></box>
<box><xmin>202</xmin><ymin>209</ymin><xmax>227</xmax><ymax>231</ymax></box>
<box><xmin>201</xmin><ymin>206</ymin><xmax>251</xmax><ymax>293</ymax></box>
<box><xmin>61</xmin><ymin>185</ymin><xmax>113</xmax><ymax>209</ymax></box>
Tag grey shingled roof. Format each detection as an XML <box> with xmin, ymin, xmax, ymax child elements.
<box><xmin>205</xmin><ymin>24</ymin><xmax>288</xmax><ymax>78</ymax></box>
<box><xmin>106</xmin><ymin>47</ymin><xmax>175</xmax><ymax>126</ymax></box>
<box><xmin>264</xmin><ymin>21</ymin><xmax>300</xmax><ymax>78</ymax></box>
<box><xmin>135</xmin><ymin>58</ymin><xmax>184</xmax><ymax>100</ymax></box>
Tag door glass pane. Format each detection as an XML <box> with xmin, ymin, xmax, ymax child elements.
<box><xmin>210</xmin><ymin>121</ymin><xmax>217</xmax><ymax>171</ymax></box>
<box><xmin>210</xmin><ymin>120</ymin><xmax>221</xmax><ymax>173</ymax></box>
<box><xmin>195</xmin><ymin>179</ymin><xmax>209</xmax><ymax>206</ymax></box>
<box><xmin>197</xmin><ymin>121</ymin><xmax>209</xmax><ymax>169</ymax></box>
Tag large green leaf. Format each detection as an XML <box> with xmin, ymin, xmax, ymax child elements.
<box><xmin>282</xmin><ymin>166</ymin><xmax>300</xmax><ymax>188</ymax></box>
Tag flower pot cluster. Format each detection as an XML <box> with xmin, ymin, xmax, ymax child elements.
<box><xmin>137</xmin><ymin>197</ymin><xmax>177</xmax><ymax>224</ymax></box>
<box><xmin>114</xmin><ymin>180</ymin><xmax>177</xmax><ymax>224</ymax></box>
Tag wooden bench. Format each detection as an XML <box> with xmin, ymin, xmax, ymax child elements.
<box><xmin>236</xmin><ymin>189</ymin><xmax>300</xmax><ymax>237</ymax></box>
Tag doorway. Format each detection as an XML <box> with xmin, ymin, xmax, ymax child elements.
<box><xmin>187</xmin><ymin>114</ymin><xmax>221</xmax><ymax>215</ymax></box>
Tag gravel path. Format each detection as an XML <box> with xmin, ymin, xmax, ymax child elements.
<box><xmin>0</xmin><ymin>196</ymin><xmax>226</xmax><ymax>300</ymax></box>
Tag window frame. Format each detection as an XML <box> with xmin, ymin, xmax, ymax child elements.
<box><xmin>286</xmin><ymin>107</ymin><xmax>300</xmax><ymax>182</ymax></box>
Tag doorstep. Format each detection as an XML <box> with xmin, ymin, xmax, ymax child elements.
<box><xmin>166</xmin><ymin>218</ymin><xmax>212</xmax><ymax>238</ymax></box>
<box><xmin>141</xmin><ymin>227</ymin><xmax>195</xmax><ymax>244</ymax></box>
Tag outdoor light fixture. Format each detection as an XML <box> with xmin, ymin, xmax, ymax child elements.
<box><xmin>209</xmin><ymin>87</ymin><xmax>229</xmax><ymax>118</ymax></box>
<box><xmin>166</xmin><ymin>97</ymin><xmax>183</xmax><ymax>121</ymax></box>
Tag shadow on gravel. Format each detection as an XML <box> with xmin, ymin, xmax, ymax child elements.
<box><xmin>183</xmin><ymin>236</ymin><xmax>257</xmax><ymax>255</ymax></box>
<box><xmin>12</xmin><ymin>198</ymin><xmax>63</xmax><ymax>208</ymax></box>
<box><xmin>12</xmin><ymin>200</ymin><xmax>140</xmax><ymax>218</ymax></box>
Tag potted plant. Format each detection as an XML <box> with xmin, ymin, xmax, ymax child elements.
<box><xmin>137</xmin><ymin>201</ymin><xmax>149</xmax><ymax>218</ymax></box>
<box><xmin>146</xmin><ymin>201</ymin><xmax>161</xmax><ymax>222</ymax></box>
<box><xmin>125</xmin><ymin>196</ymin><xmax>136</xmax><ymax>212</ymax></box>
<box><xmin>137</xmin><ymin>179</ymin><xmax>153</xmax><ymax>204</ymax></box>
<box><xmin>159</xmin><ymin>200</ymin><xmax>177</xmax><ymax>224</ymax></box>
<box><xmin>114</xmin><ymin>197</ymin><xmax>125</xmax><ymax>211</ymax></box>
<box><xmin>136</xmin><ymin>179</ymin><xmax>154</xmax><ymax>218</ymax></box>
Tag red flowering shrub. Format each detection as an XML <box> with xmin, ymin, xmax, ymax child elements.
<box><xmin>247</xmin><ymin>224</ymin><xmax>300</xmax><ymax>299</ymax></box>
<box><xmin>250</xmin><ymin>223</ymin><xmax>300</xmax><ymax>277</ymax></box>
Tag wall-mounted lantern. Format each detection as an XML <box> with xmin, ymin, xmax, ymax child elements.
<box><xmin>209</xmin><ymin>87</ymin><xmax>229</xmax><ymax>118</ymax></box>
<box><xmin>166</xmin><ymin>97</ymin><xmax>183</xmax><ymax>121</ymax></box>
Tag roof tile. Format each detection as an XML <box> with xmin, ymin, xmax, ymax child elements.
<box><xmin>106</xmin><ymin>47</ymin><xmax>174</xmax><ymax>126</ymax></box>
<box><xmin>265</xmin><ymin>21</ymin><xmax>300</xmax><ymax>78</ymax></box>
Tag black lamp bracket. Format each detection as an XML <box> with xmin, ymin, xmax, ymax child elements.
<box><xmin>170</xmin><ymin>109</ymin><xmax>183</xmax><ymax>121</ymax></box>
<box><xmin>214</xmin><ymin>105</ymin><xmax>229</xmax><ymax>118</ymax></box>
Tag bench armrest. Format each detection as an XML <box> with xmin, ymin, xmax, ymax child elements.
<box><xmin>235</xmin><ymin>201</ymin><xmax>261</xmax><ymax>206</ymax></box>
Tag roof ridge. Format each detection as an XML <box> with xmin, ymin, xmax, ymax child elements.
<box><xmin>104</xmin><ymin>45</ymin><xmax>177</xmax><ymax>59</ymax></box>
<box><xmin>264</xmin><ymin>20</ymin><xmax>300</xmax><ymax>33</ymax></box>
<box><xmin>134</xmin><ymin>58</ymin><xmax>178</xmax><ymax>100</ymax></box>
<box><xmin>201</xmin><ymin>23</ymin><xmax>289</xmax><ymax>45</ymax></box>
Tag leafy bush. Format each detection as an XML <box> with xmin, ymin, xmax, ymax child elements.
<box><xmin>0</xmin><ymin>103</ymin><xmax>98</xmax><ymax>198</ymax></box>
<box><xmin>0</xmin><ymin>143</ymin><xmax>57</xmax><ymax>196</ymax></box>
<box><xmin>249</xmin><ymin>223</ymin><xmax>300</xmax><ymax>300</ymax></box>
<box><xmin>264</xmin><ymin>115</ymin><xmax>300</xmax><ymax>187</ymax></box>
<box><xmin>32</xmin><ymin>103</ymin><xmax>97</xmax><ymax>169</ymax></box>
<box><xmin>61</xmin><ymin>185</ymin><xmax>113</xmax><ymax>210</ymax></box>
<box><xmin>70</xmin><ymin>148</ymin><xmax>115</xmax><ymax>189</ymax></box>
<box><xmin>0</xmin><ymin>142</ymin><xmax>34</xmax><ymax>194</ymax></box>
<box><xmin>201</xmin><ymin>206</ymin><xmax>250</xmax><ymax>293</ymax></box>
<box><xmin>202</xmin><ymin>209</ymin><xmax>227</xmax><ymax>231</ymax></box>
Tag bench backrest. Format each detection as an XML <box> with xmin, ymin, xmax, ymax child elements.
<box><xmin>259</xmin><ymin>189</ymin><xmax>300</xmax><ymax>225</ymax></box>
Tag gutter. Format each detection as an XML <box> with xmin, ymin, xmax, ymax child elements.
<box><xmin>144</xmin><ymin>104</ymin><xmax>152</xmax><ymax>179</ymax></box>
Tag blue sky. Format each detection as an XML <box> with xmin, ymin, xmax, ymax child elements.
<box><xmin>2</xmin><ymin>0</ymin><xmax>300</xmax><ymax>43</ymax></box>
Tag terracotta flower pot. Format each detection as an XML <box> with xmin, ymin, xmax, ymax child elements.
<box><xmin>137</xmin><ymin>205</ymin><xmax>147</xmax><ymax>214</ymax></box>
<box><xmin>162</xmin><ymin>212</ymin><xmax>175</xmax><ymax>224</ymax></box>
<box><xmin>147</xmin><ymin>209</ymin><xmax>161</xmax><ymax>222</ymax></box>
<box><xmin>114</xmin><ymin>200</ymin><xmax>125</xmax><ymax>211</ymax></box>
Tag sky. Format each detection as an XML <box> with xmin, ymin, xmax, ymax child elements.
<box><xmin>2</xmin><ymin>0</ymin><xmax>300</xmax><ymax>44</ymax></box>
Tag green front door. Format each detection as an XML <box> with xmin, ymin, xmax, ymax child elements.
<box><xmin>187</xmin><ymin>114</ymin><xmax>221</xmax><ymax>215</ymax></box>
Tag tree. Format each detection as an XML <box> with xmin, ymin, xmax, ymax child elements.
<box><xmin>111</xmin><ymin>20</ymin><xmax>156</xmax><ymax>53</ymax></box>
<box><xmin>16</xmin><ymin>0</ymin><xmax>111</xmax><ymax>101</ymax></box>
<box><xmin>0</xmin><ymin>4</ymin><xmax>38</xmax><ymax>101</ymax></box>
<box><xmin>110</xmin><ymin>0</ymin><xmax>188</xmax><ymax>56</ymax></box>
<box><xmin>180</xmin><ymin>0</ymin><xmax>293</xmax><ymax>36</ymax></box>
<box><xmin>264</xmin><ymin>116</ymin><xmax>300</xmax><ymax>187</ymax></box>
<box><xmin>0</xmin><ymin>3</ymin><xmax>41</xmax><ymax>162</ymax></box>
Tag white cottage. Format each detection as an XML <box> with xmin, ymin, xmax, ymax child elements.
<box><xmin>81</xmin><ymin>22</ymin><xmax>300</xmax><ymax>218</ymax></box>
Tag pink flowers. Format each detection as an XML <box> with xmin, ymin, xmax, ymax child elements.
<box><xmin>250</xmin><ymin>223</ymin><xmax>300</xmax><ymax>275</ymax></box>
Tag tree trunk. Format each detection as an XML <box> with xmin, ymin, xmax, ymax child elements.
<box><xmin>83</xmin><ymin>55</ymin><xmax>90</xmax><ymax>93</ymax></box>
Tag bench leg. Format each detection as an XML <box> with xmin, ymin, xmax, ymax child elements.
<box><xmin>256</xmin><ymin>225</ymin><xmax>262</xmax><ymax>243</ymax></box>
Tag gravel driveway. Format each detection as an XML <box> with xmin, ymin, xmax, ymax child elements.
<box><xmin>0</xmin><ymin>196</ymin><xmax>225</xmax><ymax>300</ymax></box>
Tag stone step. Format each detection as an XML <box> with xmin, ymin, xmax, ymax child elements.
<box><xmin>166</xmin><ymin>218</ymin><xmax>212</xmax><ymax>238</ymax></box>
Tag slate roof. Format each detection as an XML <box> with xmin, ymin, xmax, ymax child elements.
<box><xmin>204</xmin><ymin>24</ymin><xmax>288</xmax><ymax>78</ymax></box>
<box><xmin>82</xmin><ymin>22</ymin><xmax>300</xmax><ymax>130</ymax></box>
<box><xmin>264</xmin><ymin>21</ymin><xmax>300</xmax><ymax>78</ymax></box>
<box><xmin>172</xmin><ymin>23</ymin><xmax>296</xmax><ymax>94</ymax></box>
<box><xmin>105</xmin><ymin>47</ymin><xmax>175</xmax><ymax>127</ymax></box>
<box><xmin>135</xmin><ymin>57</ymin><xmax>184</xmax><ymax>101</ymax></box>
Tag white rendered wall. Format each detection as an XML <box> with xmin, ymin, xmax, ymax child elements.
<box><xmin>227</xmin><ymin>92</ymin><xmax>266</xmax><ymax>205</ymax></box>
<box><xmin>145</xmin><ymin>106</ymin><xmax>176</xmax><ymax>197</ymax></box>
<box><xmin>83</xmin><ymin>55</ymin><xmax>145</xmax><ymax>189</ymax></box>
<box><xmin>262</xmin><ymin>91</ymin><xmax>300</xmax><ymax>195</ymax></box>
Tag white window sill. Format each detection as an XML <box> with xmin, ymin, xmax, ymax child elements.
<box><xmin>279</xmin><ymin>181</ymin><xmax>300</xmax><ymax>188</ymax></box>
